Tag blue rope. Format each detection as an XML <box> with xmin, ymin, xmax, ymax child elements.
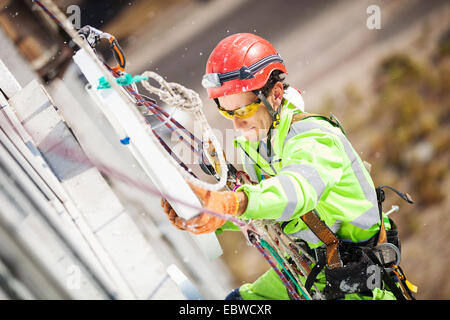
<box><xmin>260</xmin><ymin>239</ymin><xmax>311</xmax><ymax>300</ymax></box>
<box><xmin>252</xmin><ymin>241</ymin><xmax>301</xmax><ymax>300</ymax></box>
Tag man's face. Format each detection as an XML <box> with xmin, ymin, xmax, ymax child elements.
<box><xmin>217</xmin><ymin>91</ymin><xmax>273</xmax><ymax>141</ymax></box>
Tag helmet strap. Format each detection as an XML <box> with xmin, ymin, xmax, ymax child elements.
<box><xmin>254</xmin><ymin>90</ymin><xmax>281</xmax><ymax>158</ymax></box>
<box><xmin>266</xmin><ymin>125</ymin><xmax>274</xmax><ymax>158</ymax></box>
<box><xmin>255</xmin><ymin>91</ymin><xmax>281</xmax><ymax>129</ymax></box>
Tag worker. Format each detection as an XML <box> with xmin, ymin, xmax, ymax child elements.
<box><xmin>161</xmin><ymin>33</ymin><xmax>414</xmax><ymax>300</ymax></box>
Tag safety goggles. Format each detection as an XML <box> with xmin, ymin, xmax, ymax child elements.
<box><xmin>215</xmin><ymin>99</ymin><xmax>262</xmax><ymax>119</ymax></box>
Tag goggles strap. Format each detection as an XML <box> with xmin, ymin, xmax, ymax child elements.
<box><xmin>213</xmin><ymin>98</ymin><xmax>220</xmax><ymax>108</ymax></box>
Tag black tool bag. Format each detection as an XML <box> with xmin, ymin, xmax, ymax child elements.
<box><xmin>323</xmin><ymin>246</ymin><xmax>380</xmax><ymax>299</ymax></box>
<box><xmin>321</xmin><ymin>219</ymin><xmax>402</xmax><ymax>300</ymax></box>
<box><xmin>302</xmin><ymin>185</ymin><xmax>414</xmax><ymax>300</ymax></box>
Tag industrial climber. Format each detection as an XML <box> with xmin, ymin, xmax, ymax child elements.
<box><xmin>161</xmin><ymin>33</ymin><xmax>415</xmax><ymax>300</ymax></box>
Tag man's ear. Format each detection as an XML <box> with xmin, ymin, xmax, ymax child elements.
<box><xmin>270</xmin><ymin>81</ymin><xmax>284</xmax><ymax>111</ymax></box>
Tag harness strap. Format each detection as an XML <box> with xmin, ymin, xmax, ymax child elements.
<box><xmin>376</xmin><ymin>199</ymin><xmax>388</xmax><ymax>245</ymax></box>
<box><xmin>291</xmin><ymin>112</ymin><xmax>348</xmax><ymax>131</ymax></box>
<box><xmin>291</xmin><ymin>112</ymin><xmax>323</xmax><ymax>122</ymax></box>
<box><xmin>304</xmin><ymin>260</ymin><xmax>326</xmax><ymax>294</ymax></box>
<box><xmin>301</xmin><ymin>210</ymin><xmax>343</xmax><ymax>269</ymax></box>
<box><xmin>376</xmin><ymin>185</ymin><xmax>414</xmax><ymax>245</ymax></box>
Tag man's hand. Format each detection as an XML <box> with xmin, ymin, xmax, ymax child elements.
<box><xmin>160</xmin><ymin>183</ymin><xmax>248</xmax><ymax>234</ymax></box>
<box><xmin>161</xmin><ymin>198</ymin><xmax>187</xmax><ymax>230</ymax></box>
<box><xmin>160</xmin><ymin>195</ymin><xmax>230</xmax><ymax>234</ymax></box>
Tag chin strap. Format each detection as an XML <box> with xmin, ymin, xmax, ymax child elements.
<box><xmin>265</xmin><ymin>124</ymin><xmax>275</xmax><ymax>158</ymax></box>
<box><xmin>256</xmin><ymin>91</ymin><xmax>281</xmax><ymax>127</ymax></box>
<box><xmin>254</xmin><ymin>91</ymin><xmax>280</xmax><ymax>158</ymax></box>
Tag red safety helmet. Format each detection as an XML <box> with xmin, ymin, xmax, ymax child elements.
<box><xmin>202</xmin><ymin>33</ymin><xmax>287</xmax><ymax>99</ymax></box>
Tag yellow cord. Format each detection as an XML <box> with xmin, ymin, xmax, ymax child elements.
<box><xmin>405</xmin><ymin>280</ymin><xmax>418</xmax><ymax>293</ymax></box>
<box><xmin>392</xmin><ymin>265</ymin><xmax>418</xmax><ymax>293</ymax></box>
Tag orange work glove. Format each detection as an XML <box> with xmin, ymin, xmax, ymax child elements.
<box><xmin>161</xmin><ymin>197</ymin><xmax>187</xmax><ymax>230</ymax></box>
<box><xmin>160</xmin><ymin>183</ymin><xmax>239</xmax><ymax>234</ymax></box>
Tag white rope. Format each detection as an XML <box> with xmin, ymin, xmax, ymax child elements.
<box><xmin>141</xmin><ymin>71</ymin><xmax>201</xmax><ymax>112</ymax></box>
<box><xmin>140</xmin><ymin>71</ymin><xmax>228</xmax><ymax>191</ymax></box>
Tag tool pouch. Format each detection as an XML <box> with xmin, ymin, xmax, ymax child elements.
<box><xmin>324</xmin><ymin>246</ymin><xmax>381</xmax><ymax>299</ymax></box>
<box><xmin>323</xmin><ymin>220</ymin><xmax>401</xmax><ymax>300</ymax></box>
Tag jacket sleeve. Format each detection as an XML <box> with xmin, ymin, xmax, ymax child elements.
<box><xmin>237</xmin><ymin>129</ymin><xmax>346</xmax><ymax>221</ymax></box>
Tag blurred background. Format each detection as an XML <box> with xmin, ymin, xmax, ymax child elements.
<box><xmin>0</xmin><ymin>0</ymin><xmax>448</xmax><ymax>300</ymax></box>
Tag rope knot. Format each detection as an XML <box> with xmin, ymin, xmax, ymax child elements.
<box><xmin>140</xmin><ymin>71</ymin><xmax>202</xmax><ymax>112</ymax></box>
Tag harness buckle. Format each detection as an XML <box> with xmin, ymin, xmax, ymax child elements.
<box><xmin>374</xmin><ymin>242</ymin><xmax>401</xmax><ymax>271</ymax></box>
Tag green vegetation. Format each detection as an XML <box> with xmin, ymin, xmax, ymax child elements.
<box><xmin>328</xmin><ymin>31</ymin><xmax>449</xmax><ymax>215</ymax></box>
<box><xmin>319</xmin><ymin>30</ymin><xmax>450</xmax><ymax>299</ymax></box>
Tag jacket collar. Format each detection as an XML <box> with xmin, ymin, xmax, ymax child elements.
<box><xmin>233</xmin><ymin>87</ymin><xmax>306</xmax><ymax>172</ymax></box>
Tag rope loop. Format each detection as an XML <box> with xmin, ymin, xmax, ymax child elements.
<box><xmin>141</xmin><ymin>71</ymin><xmax>202</xmax><ymax>112</ymax></box>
